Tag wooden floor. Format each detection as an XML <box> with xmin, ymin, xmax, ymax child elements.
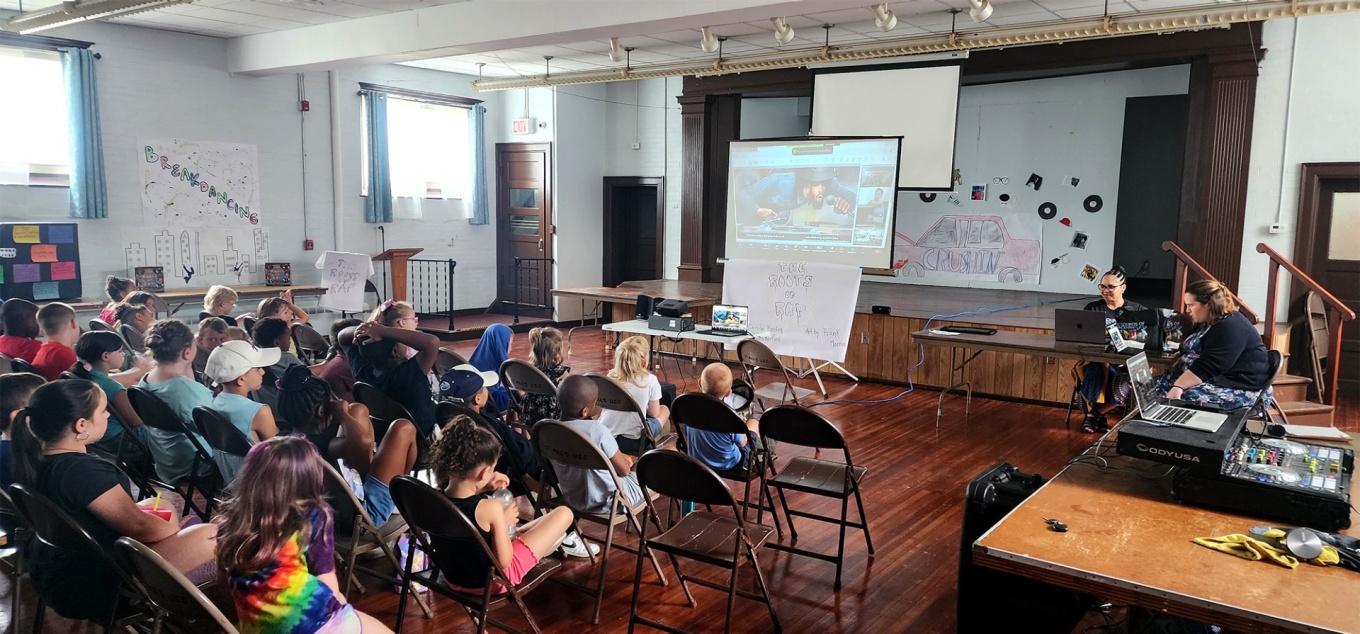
<box><xmin>9</xmin><ymin>326</ymin><xmax>1358</xmax><ymax>634</ymax></box>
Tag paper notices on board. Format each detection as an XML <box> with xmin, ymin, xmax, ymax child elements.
<box><xmin>316</xmin><ymin>251</ymin><xmax>374</xmax><ymax>312</ymax></box>
<box><xmin>721</xmin><ymin>258</ymin><xmax>862</xmax><ymax>363</ymax></box>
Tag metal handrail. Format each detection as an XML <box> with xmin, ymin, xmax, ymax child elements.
<box><xmin>407</xmin><ymin>258</ymin><xmax>457</xmax><ymax>331</ymax></box>
<box><xmin>1257</xmin><ymin>242</ymin><xmax>1354</xmax><ymax>406</ymax></box>
<box><xmin>511</xmin><ymin>257</ymin><xmax>554</xmax><ymax>325</ymax></box>
<box><xmin>1160</xmin><ymin>241</ymin><xmax>1259</xmax><ymax>324</ymax></box>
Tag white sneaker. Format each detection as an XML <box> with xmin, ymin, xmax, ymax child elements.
<box><xmin>559</xmin><ymin>531</ymin><xmax>600</xmax><ymax>558</ymax></box>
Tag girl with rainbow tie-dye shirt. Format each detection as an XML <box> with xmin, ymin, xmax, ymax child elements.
<box><xmin>214</xmin><ymin>436</ymin><xmax>392</xmax><ymax>634</ymax></box>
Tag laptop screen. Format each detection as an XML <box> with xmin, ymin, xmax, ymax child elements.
<box><xmin>712</xmin><ymin>304</ymin><xmax>748</xmax><ymax>331</ymax></box>
<box><xmin>1124</xmin><ymin>352</ymin><xmax>1157</xmax><ymax>412</ymax></box>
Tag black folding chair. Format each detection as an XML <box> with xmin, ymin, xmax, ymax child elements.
<box><xmin>127</xmin><ymin>387</ymin><xmax>223</xmax><ymax>520</ymax></box>
<box><xmin>292</xmin><ymin>323</ymin><xmax>331</xmax><ymax>365</ymax></box>
<box><xmin>670</xmin><ymin>392</ymin><xmax>780</xmax><ymax>534</ymax></box>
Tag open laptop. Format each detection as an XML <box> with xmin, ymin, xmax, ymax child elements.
<box><xmin>1125</xmin><ymin>352</ymin><xmax>1229</xmax><ymax>433</ymax></box>
<box><xmin>704</xmin><ymin>304</ymin><xmax>749</xmax><ymax>337</ymax></box>
<box><xmin>1054</xmin><ymin>309</ymin><xmax>1107</xmax><ymax>344</ymax></box>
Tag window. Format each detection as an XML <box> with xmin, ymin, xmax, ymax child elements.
<box><xmin>0</xmin><ymin>46</ymin><xmax>69</xmax><ymax>186</ymax></box>
<box><xmin>361</xmin><ymin>95</ymin><xmax>471</xmax><ymax>200</ymax></box>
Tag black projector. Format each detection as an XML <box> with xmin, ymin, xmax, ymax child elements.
<box><xmin>648</xmin><ymin>313</ymin><xmax>694</xmax><ymax>333</ymax></box>
<box><xmin>1115</xmin><ymin>414</ymin><xmax>1246</xmax><ymax>474</ymax></box>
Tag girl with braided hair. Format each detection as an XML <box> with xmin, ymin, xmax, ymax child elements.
<box><xmin>428</xmin><ymin>415</ymin><xmax>574</xmax><ymax>593</ymax></box>
<box><xmin>277</xmin><ymin>365</ymin><xmax>417</xmax><ymax>527</ymax></box>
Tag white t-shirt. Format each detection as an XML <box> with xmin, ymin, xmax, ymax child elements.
<box><xmin>598</xmin><ymin>373</ymin><xmax>661</xmax><ymax>440</ymax></box>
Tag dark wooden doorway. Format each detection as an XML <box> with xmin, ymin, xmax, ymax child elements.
<box><xmin>1294</xmin><ymin>163</ymin><xmax>1360</xmax><ymax>398</ymax></box>
<box><xmin>495</xmin><ymin>143</ymin><xmax>553</xmax><ymax>314</ymax></box>
<box><xmin>602</xmin><ymin>177</ymin><xmax>665</xmax><ymax>287</ymax></box>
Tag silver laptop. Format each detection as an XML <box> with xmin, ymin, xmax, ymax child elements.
<box><xmin>1054</xmin><ymin>309</ymin><xmax>1107</xmax><ymax>344</ymax></box>
<box><xmin>1125</xmin><ymin>352</ymin><xmax>1228</xmax><ymax>433</ymax></box>
<box><xmin>706</xmin><ymin>304</ymin><xmax>749</xmax><ymax>337</ymax></box>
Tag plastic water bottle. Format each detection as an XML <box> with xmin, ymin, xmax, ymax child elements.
<box><xmin>490</xmin><ymin>488</ymin><xmax>517</xmax><ymax>538</ymax></box>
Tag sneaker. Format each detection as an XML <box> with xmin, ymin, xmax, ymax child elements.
<box><xmin>559</xmin><ymin>531</ymin><xmax>600</xmax><ymax>558</ymax></box>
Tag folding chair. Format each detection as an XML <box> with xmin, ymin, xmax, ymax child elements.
<box><xmin>88</xmin><ymin>318</ymin><xmax>113</xmax><ymax>332</ymax></box>
<box><xmin>1250</xmin><ymin>350</ymin><xmax>1285</xmax><ymax>423</ymax></box>
<box><xmin>10</xmin><ymin>358</ymin><xmax>37</xmax><ymax>376</ymax></box>
<box><xmin>320</xmin><ymin>461</ymin><xmax>432</xmax><ymax>620</ymax></box>
<box><xmin>0</xmin><ymin>351</ymin><xmax>12</xmax><ymax>374</ymax></box>
<box><xmin>113</xmin><ymin>537</ymin><xmax>240</xmax><ymax>634</ymax></box>
<box><xmin>9</xmin><ymin>484</ymin><xmax>148</xmax><ymax>633</ymax></box>
<box><xmin>120</xmin><ymin>323</ymin><xmax>146</xmax><ymax>353</ymax></box>
<box><xmin>197</xmin><ymin>310</ymin><xmax>215</xmax><ymax>323</ymax></box>
<box><xmin>390</xmin><ymin>475</ymin><xmax>561</xmax><ymax>634</ymax></box>
<box><xmin>0</xmin><ymin>487</ymin><xmax>32</xmax><ymax>629</ymax></box>
<box><xmin>531</xmin><ymin>420</ymin><xmax>668</xmax><ymax>625</ymax></box>
<box><xmin>583</xmin><ymin>373</ymin><xmax>676</xmax><ymax>455</ymax></box>
<box><xmin>194</xmin><ymin>406</ymin><xmax>253</xmax><ymax>487</ymax></box>
<box><xmin>669</xmin><ymin>392</ymin><xmax>780</xmax><ymax>534</ymax></box>
<box><xmin>435</xmin><ymin>348</ymin><xmax>469</xmax><ymax>377</ymax></box>
<box><xmin>292</xmin><ymin>322</ymin><xmax>331</xmax><ymax>365</ymax></box>
<box><xmin>239</xmin><ymin>316</ymin><xmax>257</xmax><ymax>335</ymax></box>
<box><xmin>127</xmin><ymin>387</ymin><xmax>223</xmax><ymax>520</ymax></box>
<box><xmin>737</xmin><ymin>339</ymin><xmax>806</xmax><ymax>409</ymax></box>
<box><xmin>630</xmin><ymin>450</ymin><xmax>781</xmax><ymax>634</ymax></box>
<box><xmin>500</xmin><ymin>359</ymin><xmax>558</xmax><ymax>427</ymax></box>
<box><xmin>354</xmin><ymin>381</ymin><xmax>417</xmax><ymax>443</ymax></box>
<box><xmin>758</xmin><ymin>405</ymin><xmax>873</xmax><ymax>589</ymax></box>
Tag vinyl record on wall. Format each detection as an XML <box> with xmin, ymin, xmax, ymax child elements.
<box><xmin>920</xmin><ymin>193</ymin><xmax>937</xmax><ymax>203</ymax></box>
<box><xmin>1037</xmin><ymin>202</ymin><xmax>1057</xmax><ymax>220</ymax></box>
<box><xmin>1084</xmin><ymin>195</ymin><xmax>1103</xmax><ymax>213</ymax></box>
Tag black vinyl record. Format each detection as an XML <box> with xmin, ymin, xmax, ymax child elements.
<box><xmin>1038</xmin><ymin>202</ymin><xmax>1057</xmax><ymax>220</ymax></box>
<box><xmin>1084</xmin><ymin>195</ymin><xmax>1103</xmax><ymax>213</ymax></box>
<box><xmin>920</xmin><ymin>193</ymin><xmax>937</xmax><ymax>203</ymax></box>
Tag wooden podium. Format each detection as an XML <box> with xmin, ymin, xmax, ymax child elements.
<box><xmin>373</xmin><ymin>248</ymin><xmax>423</xmax><ymax>302</ymax></box>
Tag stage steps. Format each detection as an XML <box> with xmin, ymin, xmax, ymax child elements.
<box><xmin>1268</xmin><ymin>367</ymin><xmax>1334</xmax><ymax>427</ymax></box>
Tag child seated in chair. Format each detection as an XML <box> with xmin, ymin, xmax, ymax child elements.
<box><xmin>438</xmin><ymin>365</ymin><xmax>545</xmax><ymax>494</ymax></box>
<box><xmin>31</xmin><ymin>302</ymin><xmax>79</xmax><ymax>381</ymax></box>
<box><xmin>251</xmin><ymin>317</ymin><xmax>309</xmax><ymax>429</ymax></box>
<box><xmin>429</xmin><ymin>415</ymin><xmax>574</xmax><ymax>593</ymax></box>
<box><xmin>0</xmin><ymin>298</ymin><xmax>42</xmax><ymax>362</ymax></box>
<box><xmin>192</xmin><ymin>317</ymin><xmax>229</xmax><ymax>375</ymax></box>
<box><xmin>551</xmin><ymin>375</ymin><xmax>646</xmax><ymax>514</ymax></box>
<box><xmin>686</xmin><ymin>363</ymin><xmax>762</xmax><ymax>472</ymax></box>
<box><xmin>598</xmin><ymin>335</ymin><xmax>670</xmax><ymax>455</ymax></box>
<box><xmin>205</xmin><ymin>340</ymin><xmax>281</xmax><ymax>482</ymax></box>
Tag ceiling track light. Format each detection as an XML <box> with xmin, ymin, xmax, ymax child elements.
<box><xmin>771</xmin><ymin>17</ymin><xmax>795</xmax><ymax>45</ymax></box>
<box><xmin>700</xmin><ymin>26</ymin><xmax>720</xmax><ymax>53</ymax></box>
<box><xmin>471</xmin><ymin>0</ymin><xmax>1360</xmax><ymax>91</ymax></box>
<box><xmin>969</xmin><ymin>0</ymin><xmax>994</xmax><ymax>23</ymax></box>
<box><xmin>2</xmin><ymin>0</ymin><xmax>193</xmax><ymax>34</ymax></box>
<box><xmin>607</xmin><ymin>37</ymin><xmax>624</xmax><ymax>62</ymax></box>
<box><xmin>872</xmin><ymin>4</ymin><xmax>897</xmax><ymax>32</ymax></box>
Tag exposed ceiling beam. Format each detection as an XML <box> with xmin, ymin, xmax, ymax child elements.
<box><xmin>225</xmin><ymin>0</ymin><xmax>872</xmax><ymax>76</ymax></box>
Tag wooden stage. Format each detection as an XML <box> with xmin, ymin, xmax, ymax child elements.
<box><xmin>556</xmin><ymin>280</ymin><xmax>1098</xmax><ymax>406</ymax></box>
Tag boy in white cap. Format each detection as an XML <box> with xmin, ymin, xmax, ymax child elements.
<box><xmin>205</xmin><ymin>340</ymin><xmax>282</xmax><ymax>482</ymax></box>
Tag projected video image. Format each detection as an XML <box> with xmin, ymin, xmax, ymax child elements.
<box><xmin>727</xmin><ymin>138</ymin><xmax>901</xmax><ymax>269</ymax></box>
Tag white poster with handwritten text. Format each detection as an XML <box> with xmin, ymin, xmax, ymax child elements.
<box><xmin>315</xmin><ymin>251</ymin><xmax>374</xmax><ymax>312</ymax></box>
<box><xmin>141</xmin><ymin>139</ymin><xmax>261</xmax><ymax>228</ymax></box>
<box><xmin>722</xmin><ymin>258</ymin><xmax>861</xmax><ymax>363</ymax></box>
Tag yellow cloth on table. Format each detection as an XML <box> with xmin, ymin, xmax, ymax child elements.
<box><xmin>1193</xmin><ymin>529</ymin><xmax>1341</xmax><ymax>569</ymax></box>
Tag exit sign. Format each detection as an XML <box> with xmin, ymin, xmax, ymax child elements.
<box><xmin>511</xmin><ymin>118</ymin><xmax>535</xmax><ymax>135</ymax></box>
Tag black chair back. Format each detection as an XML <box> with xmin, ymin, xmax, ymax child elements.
<box><xmin>127</xmin><ymin>387</ymin><xmax>192</xmax><ymax>435</ymax></box>
<box><xmin>291</xmin><ymin>323</ymin><xmax>330</xmax><ymax>364</ymax></box>
<box><xmin>0</xmin><ymin>352</ymin><xmax>12</xmax><ymax>374</ymax></box>
<box><xmin>59</xmin><ymin>371</ymin><xmax>80</xmax><ymax>380</ymax></box>
<box><xmin>390</xmin><ymin>475</ymin><xmax>478</xmax><ymax>544</ymax></box>
<box><xmin>637</xmin><ymin>449</ymin><xmax>737</xmax><ymax>508</ymax></box>
<box><xmin>354</xmin><ymin>382</ymin><xmax>414</xmax><ymax>425</ymax></box>
<box><xmin>760</xmin><ymin>405</ymin><xmax>847</xmax><ymax>450</ymax></box>
<box><xmin>88</xmin><ymin>318</ymin><xmax>112</xmax><ymax>332</ymax></box>
<box><xmin>9</xmin><ymin>484</ymin><xmax>110</xmax><ymax>564</ymax></box>
<box><xmin>671</xmin><ymin>392</ymin><xmax>748</xmax><ymax>436</ymax></box>
<box><xmin>239</xmin><ymin>316</ymin><xmax>257</xmax><ymax>336</ymax></box>
<box><xmin>197</xmin><ymin>311</ymin><xmax>214</xmax><ymax>323</ymax></box>
<box><xmin>10</xmin><ymin>358</ymin><xmax>37</xmax><ymax>375</ymax></box>
<box><xmin>193</xmin><ymin>406</ymin><xmax>253</xmax><ymax>458</ymax></box>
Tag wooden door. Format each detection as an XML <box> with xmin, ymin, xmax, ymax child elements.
<box><xmin>602</xmin><ymin>177</ymin><xmax>664</xmax><ymax>287</ymax></box>
<box><xmin>495</xmin><ymin>143</ymin><xmax>552</xmax><ymax>311</ymax></box>
<box><xmin>1295</xmin><ymin>164</ymin><xmax>1360</xmax><ymax>399</ymax></box>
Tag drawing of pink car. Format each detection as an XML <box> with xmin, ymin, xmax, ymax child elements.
<box><xmin>894</xmin><ymin>214</ymin><xmax>1040</xmax><ymax>283</ymax></box>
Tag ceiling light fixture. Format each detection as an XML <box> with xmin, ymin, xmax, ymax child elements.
<box><xmin>969</xmin><ymin>0</ymin><xmax>994</xmax><ymax>23</ymax></box>
<box><xmin>771</xmin><ymin>17</ymin><xmax>795</xmax><ymax>45</ymax></box>
<box><xmin>2</xmin><ymin>0</ymin><xmax>194</xmax><ymax>34</ymax></box>
<box><xmin>872</xmin><ymin>4</ymin><xmax>897</xmax><ymax>32</ymax></box>
<box><xmin>700</xmin><ymin>26</ymin><xmax>720</xmax><ymax>53</ymax></box>
<box><xmin>607</xmin><ymin>37</ymin><xmax>624</xmax><ymax>62</ymax></box>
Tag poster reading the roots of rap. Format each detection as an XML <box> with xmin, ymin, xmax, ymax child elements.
<box><xmin>891</xmin><ymin>212</ymin><xmax>1042</xmax><ymax>285</ymax></box>
<box><xmin>722</xmin><ymin>258</ymin><xmax>861</xmax><ymax>363</ymax></box>
<box><xmin>141</xmin><ymin>139</ymin><xmax>260</xmax><ymax>228</ymax></box>
<box><xmin>316</xmin><ymin>251</ymin><xmax>375</xmax><ymax>312</ymax></box>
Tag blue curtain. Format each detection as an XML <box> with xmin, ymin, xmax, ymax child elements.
<box><xmin>61</xmin><ymin>47</ymin><xmax>107</xmax><ymax>220</ymax></box>
<box><xmin>363</xmin><ymin>91</ymin><xmax>393</xmax><ymax>224</ymax></box>
<box><xmin>467</xmin><ymin>104</ymin><xmax>489</xmax><ymax>225</ymax></box>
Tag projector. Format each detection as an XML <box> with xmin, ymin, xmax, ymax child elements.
<box><xmin>648</xmin><ymin>313</ymin><xmax>694</xmax><ymax>333</ymax></box>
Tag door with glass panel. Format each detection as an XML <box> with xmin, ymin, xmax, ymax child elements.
<box><xmin>495</xmin><ymin>143</ymin><xmax>552</xmax><ymax>317</ymax></box>
<box><xmin>1295</xmin><ymin>164</ymin><xmax>1359</xmax><ymax>400</ymax></box>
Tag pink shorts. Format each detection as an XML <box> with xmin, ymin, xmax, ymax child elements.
<box><xmin>448</xmin><ymin>537</ymin><xmax>538</xmax><ymax>594</ymax></box>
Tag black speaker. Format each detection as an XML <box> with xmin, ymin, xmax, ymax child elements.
<box><xmin>871</xmin><ymin>305</ymin><xmax>891</xmax><ymax>315</ymax></box>
<box><xmin>958</xmin><ymin>463</ymin><xmax>1090</xmax><ymax>633</ymax></box>
<box><xmin>654</xmin><ymin>298</ymin><xmax>689</xmax><ymax>318</ymax></box>
<box><xmin>635</xmin><ymin>294</ymin><xmax>655</xmax><ymax>320</ymax></box>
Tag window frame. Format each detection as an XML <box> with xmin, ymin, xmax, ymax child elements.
<box><xmin>358</xmin><ymin>83</ymin><xmax>482</xmax><ymax>200</ymax></box>
<box><xmin>0</xmin><ymin>32</ymin><xmax>92</xmax><ymax>190</ymax></box>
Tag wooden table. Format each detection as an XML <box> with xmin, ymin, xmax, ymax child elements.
<box><xmin>552</xmin><ymin>280</ymin><xmax>723</xmax><ymax>325</ymax></box>
<box><xmin>912</xmin><ymin>329</ymin><xmax>1178</xmax><ymax>427</ymax></box>
<box><xmin>155</xmin><ymin>284</ymin><xmax>326</xmax><ymax>316</ymax></box>
<box><xmin>973</xmin><ymin>438</ymin><xmax>1360</xmax><ymax>634</ymax></box>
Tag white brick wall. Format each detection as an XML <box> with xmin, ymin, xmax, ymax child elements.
<box><xmin>600</xmin><ymin>77</ymin><xmax>683</xmax><ymax>279</ymax></box>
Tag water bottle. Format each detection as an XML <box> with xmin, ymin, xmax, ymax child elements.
<box><xmin>490</xmin><ymin>488</ymin><xmax>517</xmax><ymax>538</ymax></box>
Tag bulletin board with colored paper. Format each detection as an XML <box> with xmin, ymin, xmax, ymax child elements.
<box><xmin>0</xmin><ymin>223</ymin><xmax>82</xmax><ymax>301</ymax></box>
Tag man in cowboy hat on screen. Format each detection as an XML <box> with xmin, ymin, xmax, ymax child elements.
<box><xmin>737</xmin><ymin>166</ymin><xmax>857</xmax><ymax>225</ymax></box>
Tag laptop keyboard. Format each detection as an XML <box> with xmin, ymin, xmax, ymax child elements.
<box><xmin>1146</xmin><ymin>404</ymin><xmax>1195</xmax><ymax>425</ymax></box>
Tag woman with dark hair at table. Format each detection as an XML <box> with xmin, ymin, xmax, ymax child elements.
<box><xmin>1075</xmin><ymin>266</ymin><xmax>1146</xmax><ymax>433</ymax></box>
<box><xmin>1153</xmin><ymin>279</ymin><xmax>1271</xmax><ymax>409</ymax></box>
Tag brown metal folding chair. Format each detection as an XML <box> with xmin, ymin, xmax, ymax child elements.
<box><xmin>113</xmin><ymin>537</ymin><xmax>239</xmax><ymax>634</ymax></box>
<box><xmin>531</xmin><ymin>420</ymin><xmax>669</xmax><ymax>625</ymax></box>
<box><xmin>435</xmin><ymin>348</ymin><xmax>469</xmax><ymax>377</ymax></box>
<box><xmin>736</xmin><ymin>339</ymin><xmax>804</xmax><ymax>409</ymax></box>
<box><xmin>88</xmin><ymin>318</ymin><xmax>112</xmax><ymax>332</ymax></box>
<box><xmin>669</xmin><ymin>392</ymin><xmax>780</xmax><ymax>535</ymax></box>
<box><xmin>630</xmin><ymin>449</ymin><xmax>781</xmax><ymax>634</ymax></box>
<box><xmin>758</xmin><ymin>405</ymin><xmax>873</xmax><ymax>589</ymax></box>
<box><xmin>127</xmin><ymin>387</ymin><xmax>223</xmax><ymax>519</ymax></box>
<box><xmin>499</xmin><ymin>359</ymin><xmax>558</xmax><ymax>427</ymax></box>
<box><xmin>389</xmin><ymin>475</ymin><xmax>561</xmax><ymax>634</ymax></box>
<box><xmin>120</xmin><ymin>323</ymin><xmax>146</xmax><ymax>353</ymax></box>
<box><xmin>583</xmin><ymin>372</ymin><xmax>676</xmax><ymax>455</ymax></box>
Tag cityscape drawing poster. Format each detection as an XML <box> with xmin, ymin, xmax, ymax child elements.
<box><xmin>140</xmin><ymin>139</ymin><xmax>261</xmax><ymax>227</ymax></box>
<box><xmin>122</xmin><ymin>226</ymin><xmax>270</xmax><ymax>288</ymax></box>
